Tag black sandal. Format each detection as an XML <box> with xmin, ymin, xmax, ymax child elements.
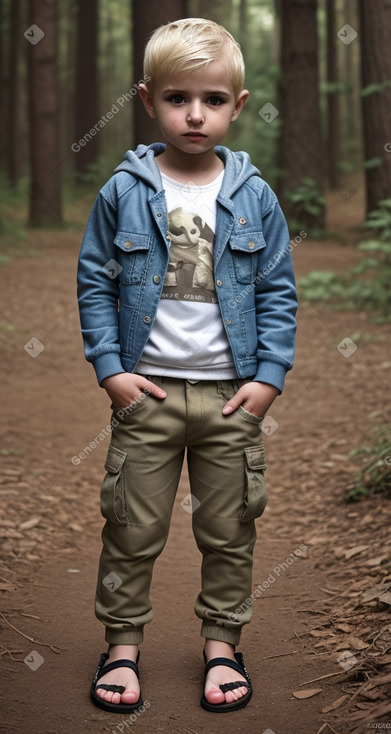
<box><xmin>91</xmin><ymin>651</ymin><xmax>143</xmax><ymax>713</ymax></box>
<box><xmin>200</xmin><ymin>650</ymin><xmax>252</xmax><ymax>713</ymax></box>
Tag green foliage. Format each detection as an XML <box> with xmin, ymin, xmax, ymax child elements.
<box><xmin>363</xmin><ymin>157</ymin><xmax>382</xmax><ymax>169</ymax></box>
<box><xmin>0</xmin><ymin>173</ymin><xmax>27</xmax><ymax>248</ymax></box>
<box><xmin>361</xmin><ymin>80</ymin><xmax>391</xmax><ymax>97</ymax></box>
<box><xmin>299</xmin><ymin>199</ymin><xmax>391</xmax><ymax>318</ymax></box>
<box><xmin>284</xmin><ymin>178</ymin><xmax>326</xmax><ymax>236</ymax></box>
<box><xmin>321</xmin><ymin>81</ymin><xmax>352</xmax><ymax>94</ymax></box>
<box><xmin>346</xmin><ymin>426</ymin><xmax>391</xmax><ymax>502</ymax></box>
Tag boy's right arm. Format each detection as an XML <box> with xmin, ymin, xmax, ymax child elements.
<box><xmin>77</xmin><ymin>191</ymin><xmax>166</xmax><ymax>408</ymax></box>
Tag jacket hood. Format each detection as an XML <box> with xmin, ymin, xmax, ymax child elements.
<box><xmin>114</xmin><ymin>142</ymin><xmax>262</xmax><ymax>199</ymax></box>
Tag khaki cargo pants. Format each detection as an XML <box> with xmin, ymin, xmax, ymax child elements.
<box><xmin>95</xmin><ymin>376</ymin><xmax>268</xmax><ymax>647</ymax></box>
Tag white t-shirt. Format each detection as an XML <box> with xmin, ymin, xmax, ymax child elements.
<box><xmin>136</xmin><ymin>170</ymin><xmax>237</xmax><ymax>379</ymax></box>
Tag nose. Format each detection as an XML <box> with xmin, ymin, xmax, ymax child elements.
<box><xmin>187</xmin><ymin>100</ymin><xmax>204</xmax><ymax>124</ymax></box>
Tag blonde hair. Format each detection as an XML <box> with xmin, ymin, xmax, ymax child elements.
<box><xmin>143</xmin><ymin>18</ymin><xmax>245</xmax><ymax>99</ymax></box>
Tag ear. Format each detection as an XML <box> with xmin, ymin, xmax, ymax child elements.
<box><xmin>138</xmin><ymin>83</ymin><xmax>157</xmax><ymax>119</ymax></box>
<box><xmin>231</xmin><ymin>89</ymin><xmax>250</xmax><ymax>122</ymax></box>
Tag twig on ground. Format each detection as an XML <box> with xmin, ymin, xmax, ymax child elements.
<box><xmin>0</xmin><ymin>611</ymin><xmax>66</xmax><ymax>654</ymax></box>
<box><xmin>299</xmin><ymin>670</ymin><xmax>348</xmax><ymax>686</ymax></box>
<box><xmin>262</xmin><ymin>650</ymin><xmax>299</xmax><ymax>660</ymax></box>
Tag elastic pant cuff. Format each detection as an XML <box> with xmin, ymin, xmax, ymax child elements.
<box><xmin>105</xmin><ymin>627</ymin><xmax>144</xmax><ymax>645</ymax></box>
<box><xmin>201</xmin><ymin>623</ymin><xmax>241</xmax><ymax>647</ymax></box>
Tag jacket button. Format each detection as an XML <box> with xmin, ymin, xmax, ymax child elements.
<box><xmin>248</xmin><ymin>240</ymin><xmax>255</xmax><ymax>250</ymax></box>
<box><xmin>143</xmin><ymin>315</ymin><xmax>152</xmax><ymax>323</ymax></box>
<box><xmin>216</xmin><ymin>279</ymin><xmax>222</xmax><ymax>287</ymax></box>
<box><xmin>124</xmin><ymin>241</ymin><xmax>132</xmax><ymax>249</ymax></box>
<box><xmin>153</xmin><ymin>275</ymin><xmax>161</xmax><ymax>284</ymax></box>
<box><xmin>166</xmin><ymin>232</ymin><xmax>171</xmax><ymax>241</ymax></box>
<box><xmin>157</xmin><ymin>212</ymin><xmax>162</xmax><ymax>218</ymax></box>
<box><xmin>239</xmin><ymin>217</ymin><xmax>247</xmax><ymax>225</ymax></box>
<box><xmin>226</xmin><ymin>319</ymin><xmax>232</xmax><ymax>325</ymax></box>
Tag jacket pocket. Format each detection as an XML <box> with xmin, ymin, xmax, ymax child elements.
<box><xmin>100</xmin><ymin>445</ymin><xmax>128</xmax><ymax>524</ymax></box>
<box><xmin>114</xmin><ymin>231</ymin><xmax>151</xmax><ymax>284</ymax></box>
<box><xmin>240</xmin><ymin>445</ymin><xmax>268</xmax><ymax>521</ymax></box>
<box><xmin>229</xmin><ymin>231</ymin><xmax>266</xmax><ymax>284</ymax></box>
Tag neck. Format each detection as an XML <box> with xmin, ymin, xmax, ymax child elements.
<box><xmin>156</xmin><ymin>146</ymin><xmax>224</xmax><ymax>185</ymax></box>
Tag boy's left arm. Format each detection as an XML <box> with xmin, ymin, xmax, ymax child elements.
<box><xmin>223</xmin><ymin>193</ymin><xmax>297</xmax><ymax>418</ymax></box>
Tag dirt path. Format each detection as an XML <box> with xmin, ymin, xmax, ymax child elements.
<box><xmin>1</xmin><ymin>185</ymin><xmax>391</xmax><ymax>734</ymax></box>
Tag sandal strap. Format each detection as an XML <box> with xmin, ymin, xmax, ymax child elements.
<box><xmin>220</xmin><ymin>680</ymin><xmax>251</xmax><ymax>693</ymax></box>
<box><xmin>97</xmin><ymin>683</ymin><xmax>126</xmax><ymax>694</ymax></box>
<box><xmin>204</xmin><ymin>655</ymin><xmax>245</xmax><ymax>680</ymax></box>
<box><xmin>96</xmin><ymin>657</ymin><xmax>140</xmax><ymax>684</ymax></box>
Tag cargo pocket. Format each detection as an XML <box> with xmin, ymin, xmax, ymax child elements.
<box><xmin>240</xmin><ymin>445</ymin><xmax>268</xmax><ymax>521</ymax></box>
<box><xmin>100</xmin><ymin>445</ymin><xmax>128</xmax><ymax>525</ymax></box>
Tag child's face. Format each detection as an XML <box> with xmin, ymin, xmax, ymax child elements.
<box><xmin>139</xmin><ymin>60</ymin><xmax>248</xmax><ymax>161</ymax></box>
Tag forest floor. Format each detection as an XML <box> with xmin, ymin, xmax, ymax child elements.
<box><xmin>1</xmin><ymin>177</ymin><xmax>391</xmax><ymax>734</ymax></box>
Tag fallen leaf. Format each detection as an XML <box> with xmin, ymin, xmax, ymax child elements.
<box><xmin>322</xmin><ymin>694</ymin><xmax>350</xmax><ymax>713</ymax></box>
<box><xmin>334</xmin><ymin>623</ymin><xmax>355</xmax><ymax>633</ymax></box>
<box><xmin>0</xmin><ymin>582</ymin><xmax>15</xmax><ymax>592</ymax></box>
<box><xmin>344</xmin><ymin>545</ymin><xmax>369</xmax><ymax>560</ymax></box>
<box><xmin>310</xmin><ymin>629</ymin><xmax>335</xmax><ymax>638</ymax></box>
<box><xmin>343</xmin><ymin>636</ymin><xmax>369</xmax><ymax>651</ymax></box>
<box><xmin>292</xmin><ymin>688</ymin><xmax>323</xmax><ymax>699</ymax></box>
<box><xmin>19</xmin><ymin>516</ymin><xmax>42</xmax><ymax>530</ymax></box>
<box><xmin>68</xmin><ymin>523</ymin><xmax>83</xmax><ymax>532</ymax></box>
<box><xmin>361</xmin><ymin>582</ymin><xmax>391</xmax><ymax>605</ymax></box>
<box><xmin>365</xmin><ymin>555</ymin><xmax>389</xmax><ymax>567</ymax></box>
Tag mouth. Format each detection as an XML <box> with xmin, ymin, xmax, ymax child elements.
<box><xmin>183</xmin><ymin>132</ymin><xmax>207</xmax><ymax>139</ymax></box>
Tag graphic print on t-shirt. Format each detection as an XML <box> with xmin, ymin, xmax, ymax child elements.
<box><xmin>162</xmin><ymin>206</ymin><xmax>217</xmax><ymax>304</ymax></box>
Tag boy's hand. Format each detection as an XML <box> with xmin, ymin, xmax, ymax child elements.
<box><xmin>222</xmin><ymin>381</ymin><xmax>279</xmax><ymax>417</ymax></box>
<box><xmin>102</xmin><ymin>373</ymin><xmax>167</xmax><ymax>409</ymax></box>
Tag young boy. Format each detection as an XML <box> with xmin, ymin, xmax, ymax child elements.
<box><xmin>78</xmin><ymin>18</ymin><xmax>297</xmax><ymax>714</ymax></box>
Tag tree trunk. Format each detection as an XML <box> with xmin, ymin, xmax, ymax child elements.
<box><xmin>238</xmin><ymin>0</ymin><xmax>247</xmax><ymax>59</ymax></box>
<box><xmin>8</xmin><ymin>0</ymin><xmax>21</xmax><ymax>185</ymax></box>
<box><xmin>28</xmin><ymin>0</ymin><xmax>62</xmax><ymax>226</ymax></box>
<box><xmin>132</xmin><ymin>0</ymin><xmax>188</xmax><ymax>148</ymax></box>
<box><xmin>326</xmin><ymin>0</ymin><xmax>339</xmax><ymax>189</ymax></box>
<box><xmin>0</xmin><ymin>0</ymin><xmax>9</xmax><ymax>173</ymax></box>
<box><xmin>276</xmin><ymin>0</ymin><xmax>325</xmax><ymax>229</ymax></box>
<box><xmin>358</xmin><ymin>0</ymin><xmax>391</xmax><ymax>214</ymax></box>
<box><xmin>64</xmin><ymin>2</ymin><xmax>77</xmax><ymax>164</ymax></box>
<box><xmin>74</xmin><ymin>0</ymin><xmax>99</xmax><ymax>177</ymax></box>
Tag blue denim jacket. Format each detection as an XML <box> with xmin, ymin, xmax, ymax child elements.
<box><xmin>77</xmin><ymin>143</ymin><xmax>297</xmax><ymax>392</ymax></box>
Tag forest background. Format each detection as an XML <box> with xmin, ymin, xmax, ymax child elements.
<box><xmin>1</xmin><ymin>3</ymin><xmax>391</xmax><ymax>732</ymax></box>
<box><xmin>1</xmin><ymin>0</ymin><xmax>391</xmax><ymax>485</ymax></box>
